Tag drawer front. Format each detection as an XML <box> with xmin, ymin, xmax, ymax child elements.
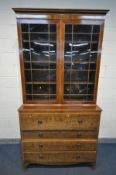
<box><xmin>22</xmin><ymin>139</ymin><xmax>97</xmax><ymax>152</ymax></box>
<box><xmin>20</xmin><ymin>113</ymin><xmax>100</xmax><ymax>131</ymax></box>
<box><xmin>24</xmin><ymin>151</ymin><xmax>96</xmax><ymax>164</ymax></box>
<box><xmin>22</xmin><ymin>131</ymin><xmax>98</xmax><ymax>139</ymax></box>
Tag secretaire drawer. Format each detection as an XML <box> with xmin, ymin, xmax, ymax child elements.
<box><xmin>22</xmin><ymin>139</ymin><xmax>97</xmax><ymax>151</ymax></box>
<box><xmin>22</xmin><ymin>131</ymin><xmax>98</xmax><ymax>139</ymax></box>
<box><xmin>20</xmin><ymin>113</ymin><xmax>100</xmax><ymax>131</ymax></box>
<box><xmin>24</xmin><ymin>151</ymin><xmax>96</xmax><ymax>164</ymax></box>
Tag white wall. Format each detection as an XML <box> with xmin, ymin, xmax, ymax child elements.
<box><xmin>0</xmin><ymin>0</ymin><xmax>116</xmax><ymax>139</ymax></box>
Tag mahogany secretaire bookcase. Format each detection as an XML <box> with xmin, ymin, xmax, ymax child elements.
<box><xmin>13</xmin><ymin>8</ymin><xmax>109</xmax><ymax>169</ymax></box>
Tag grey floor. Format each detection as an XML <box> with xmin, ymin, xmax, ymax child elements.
<box><xmin>0</xmin><ymin>143</ymin><xmax>116</xmax><ymax>175</ymax></box>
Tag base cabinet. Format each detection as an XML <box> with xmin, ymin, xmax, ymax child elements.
<box><xmin>19</xmin><ymin>105</ymin><xmax>101</xmax><ymax>168</ymax></box>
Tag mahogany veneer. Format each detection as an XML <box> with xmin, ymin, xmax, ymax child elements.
<box><xmin>13</xmin><ymin>8</ymin><xmax>109</xmax><ymax>169</ymax></box>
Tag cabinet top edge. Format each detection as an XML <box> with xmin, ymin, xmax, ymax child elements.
<box><xmin>18</xmin><ymin>104</ymin><xmax>102</xmax><ymax>112</ymax></box>
<box><xmin>12</xmin><ymin>8</ymin><xmax>109</xmax><ymax>16</ymax></box>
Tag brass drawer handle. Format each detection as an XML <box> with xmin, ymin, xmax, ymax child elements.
<box><xmin>76</xmin><ymin>132</ymin><xmax>81</xmax><ymax>137</ymax></box>
<box><xmin>39</xmin><ymin>155</ymin><xmax>44</xmax><ymax>159</ymax></box>
<box><xmin>78</xmin><ymin>120</ymin><xmax>84</xmax><ymax>124</ymax></box>
<box><xmin>75</xmin><ymin>143</ymin><xmax>81</xmax><ymax>147</ymax></box>
<box><xmin>76</xmin><ymin>155</ymin><xmax>80</xmax><ymax>159</ymax></box>
<box><xmin>37</xmin><ymin>120</ymin><xmax>43</xmax><ymax>124</ymax></box>
<box><xmin>38</xmin><ymin>133</ymin><xmax>43</xmax><ymax>138</ymax></box>
<box><xmin>38</xmin><ymin>144</ymin><xmax>43</xmax><ymax>148</ymax></box>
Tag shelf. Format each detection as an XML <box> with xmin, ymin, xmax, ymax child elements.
<box><xmin>64</xmin><ymin>61</ymin><xmax>96</xmax><ymax>64</ymax></box>
<box><xmin>65</xmin><ymin>32</ymin><xmax>99</xmax><ymax>34</ymax></box>
<box><xmin>24</xmin><ymin>61</ymin><xmax>56</xmax><ymax>63</ymax></box>
<box><xmin>22</xmin><ymin>32</ymin><xmax>56</xmax><ymax>34</ymax></box>
<box><xmin>64</xmin><ymin>69</ymin><xmax>96</xmax><ymax>71</ymax></box>
<box><xmin>65</xmin><ymin>41</ymin><xmax>98</xmax><ymax>44</ymax></box>
<box><xmin>23</xmin><ymin>40</ymin><xmax>56</xmax><ymax>43</ymax></box>
<box><xmin>26</xmin><ymin>94</ymin><xmax>56</xmax><ymax>96</ymax></box>
<box><xmin>24</xmin><ymin>69</ymin><xmax>56</xmax><ymax>71</ymax></box>
<box><xmin>64</xmin><ymin>94</ymin><xmax>93</xmax><ymax>96</ymax></box>
<box><xmin>64</xmin><ymin>82</ymin><xmax>94</xmax><ymax>84</ymax></box>
<box><xmin>26</xmin><ymin>82</ymin><xmax>56</xmax><ymax>84</ymax></box>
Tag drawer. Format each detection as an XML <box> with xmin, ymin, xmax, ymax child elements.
<box><xmin>22</xmin><ymin>139</ymin><xmax>97</xmax><ymax>152</ymax></box>
<box><xmin>24</xmin><ymin>151</ymin><xmax>96</xmax><ymax>164</ymax></box>
<box><xmin>20</xmin><ymin>113</ymin><xmax>100</xmax><ymax>131</ymax></box>
<box><xmin>22</xmin><ymin>131</ymin><xmax>98</xmax><ymax>139</ymax></box>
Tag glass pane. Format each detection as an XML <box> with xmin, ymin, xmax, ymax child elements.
<box><xmin>24</xmin><ymin>62</ymin><xmax>31</xmax><ymax>69</ymax></box>
<box><xmin>50</xmin><ymin>70</ymin><xmax>56</xmax><ymax>81</ymax></box>
<box><xmin>50</xmin><ymin>34</ymin><xmax>56</xmax><ymax>42</ymax></box>
<box><xmin>50</xmin><ymin>84</ymin><xmax>56</xmax><ymax>94</ymax></box>
<box><xmin>71</xmin><ymin>71</ymin><xmax>88</xmax><ymax>82</ymax></box>
<box><xmin>21</xmin><ymin>24</ymin><xmax>28</xmax><ymax>32</ymax></box>
<box><xmin>24</xmin><ymin>70</ymin><xmax>31</xmax><ymax>82</ymax></box>
<box><xmin>33</xmin><ymin>95</ymin><xmax>49</xmax><ymax>100</ymax></box>
<box><xmin>49</xmin><ymin>45</ymin><xmax>56</xmax><ymax>61</ymax></box>
<box><xmin>89</xmin><ymin>53</ymin><xmax>97</xmax><ymax>62</ymax></box>
<box><xmin>26</xmin><ymin>95</ymin><xmax>32</xmax><ymax>100</ymax></box>
<box><xmin>23</xmin><ymin>41</ymin><xmax>29</xmax><ymax>50</ymax></box>
<box><xmin>92</xmin><ymin>34</ymin><xmax>99</xmax><ymax>41</ymax></box>
<box><xmin>65</xmin><ymin>25</ymin><xmax>72</xmax><ymax>33</ymax></box>
<box><xmin>90</xmin><ymin>63</ymin><xmax>96</xmax><ymax>70</ymax></box>
<box><xmin>30</xmin><ymin>34</ymin><xmax>48</xmax><ymax>42</ymax></box>
<box><xmin>65</xmin><ymin>34</ymin><xmax>72</xmax><ymax>42</ymax></box>
<box><xmin>26</xmin><ymin>84</ymin><xmax>32</xmax><ymax>94</ymax></box>
<box><xmin>31</xmin><ymin>42</ymin><xmax>49</xmax><ymax>61</ymax></box>
<box><xmin>64</xmin><ymin>71</ymin><xmax>70</xmax><ymax>82</ymax></box>
<box><xmin>33</xmin><ymin>84</ymin><xmax>49</xmax><ymax>94</ymax></box>
<box><xmin>72</xmin><ymin>43</ymin><xmax>90</xmax><ymax>55</ymax></box>
<box><xmin>64</xmin><ymin>95</ymin><xmax>87</xmax><ymax>101</ymax></box>
<box><xmin>32</xmin><ymin>63</ymin><xmax>49</xmax><ymax>69</ymax></box>
<box><xmin>87</xmin><ymin>95</ymin><xmax>94</xmax><ymax>101</ymax></box>
<box><xmin>30</xmin><ymin>24</ymin><xmax>48</xmax><ymax>32</ymax></box>
<box><xmin>72</xmin><ymin>63</ymin><xmax>89</xmax><ymax>70</ymax></box>
<box><xmin>88</xmin><ymin>84</ymin><xmax>94</xmax><ymax>94</ymax></box>
<box><xmin>32</xmin><ymin>70</ymin><xmax>49</xmax><ymax>82</ymax></box>
<box><xmin>22</xmin><ymin>33</ymin><xmax>29</xmax><ymax>41</ymax></box>
<box><xmin>76</xmin><ymin>84</ymin><xmax>88</xmax><ymax>94</ymax></box>
<box><xmin>91</xmin><ymin>43</ymin><xmax>98</xmax><ymax>52</ymax></box>
<box><xmin>23</xmin><ymin>51</ymin><xmax>30</xmax><ymax>61</ymax></box>
<box><xmin>72</xmin><ymin>52</ymin><xmax>90</xmax><ymax>62</ymax></box>
<box><xmin>93</xmin><ymin>25</ymin><xmax>100</xmax><ymax>33</ymax></box>
<box><xmin>50</xmin><ymin>24</ymin><xmax>56</xmax><ymax>33</ymax></box>
<box><xmin>64</xmin><ymin>43</ymin><xmax>72</xmax><ymax>62</ymax></box>
<box><xmin>50</xmin><ymin>95</ymin><xmax>56</xmax><ymax>99</ymax></box>
<box><xmin>64</xmin><ymin>84</ymin><xmax>88</xmax><ymax>95</ymax></box>
<box><xmin>73</xmin><ymin>34</ymin><xmax>91</xmax><ymax>42</ymax></box>
<box><xmin>64</xmin><ymin>63</ymin><xmax>71</xmax><ymax>69</ymax></box>
<box><xmin>50</xmin><ymin>63</ymin><xmax>56</xmax><ymax>69</ymax></box>
<box><xmin>89</xmin><ymin>71</ymin><xmax>96</xmax><ymax>82</ymax></box>
<box><xmin>73</xmin><ymin>25</ymin><xmax>92</xmax><ymax>33</ymax></box>
<box><xmin>64</xmin><ymin>84</ymin><xmax>71</xmax><ymax>94</ymax></box>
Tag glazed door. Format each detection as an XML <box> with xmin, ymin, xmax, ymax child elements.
<box><xmin>19</xmin><ymin>19</ymin><xmax>59</xmax><ymax>103</ymax></box>
<box><xmin>63</xmin><ymin>21</ymin><xmax>102</xmax><ymax>103</ymax></box>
